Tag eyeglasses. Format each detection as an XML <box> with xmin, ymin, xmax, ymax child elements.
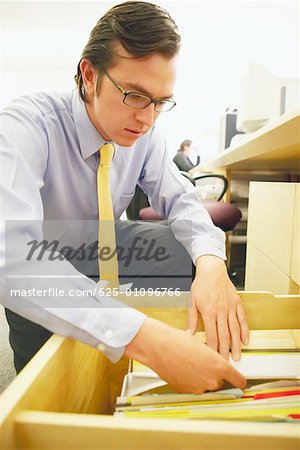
<box><xmin>103</xmin><ymin>70</ymin><xmax>176</xmax><ymax>113</ymax></box>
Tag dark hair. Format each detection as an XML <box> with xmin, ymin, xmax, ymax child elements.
<box><xmin>179</xmin><ymin>139</ymin><xmax>192</xmax><ymax>152</ymax></box>
<box><xmin>75</xmin><ymin>1</ymin><xmax>181</xmax><ymax>102</ymax></box>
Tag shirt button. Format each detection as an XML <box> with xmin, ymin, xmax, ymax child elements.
<box><xmin>97</xmin><ymin>342</ymin><xmax>106</xmax><ymax>352</ymax></box>
<box><xmin>105</xmin><ymin>329</ymin><xmax>114</xmax><ymax>339</ymax></box>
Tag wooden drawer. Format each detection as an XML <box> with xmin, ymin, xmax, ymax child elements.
<box><xmin>291</xmin><ymin>185</ymin><xmax>300</xmax><ymax>285</ymax></box>
<box><xmin>247</xmin><ymin>182</ymin><xmax>297</xmax><ymax>277</ymax></box>
<box><xmin>1</xmin><ymin>292</ymin><xmax>300</xmax><ymax>450</ymax></box>
<box><xmin>245</xmin><ymin>242</ymin><xmax>299</xmax><ymax>294</ymax></box>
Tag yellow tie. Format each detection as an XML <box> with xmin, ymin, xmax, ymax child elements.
<box><xmin>97</xmin><ymin>143</ymin><xmax>119</xmax><ymax>289</ymax></box>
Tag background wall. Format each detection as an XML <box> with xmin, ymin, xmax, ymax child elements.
<box><xmin>1</xmin><ymin>0</ymin><xmax>299</xmax><ymax>158</ymax></box>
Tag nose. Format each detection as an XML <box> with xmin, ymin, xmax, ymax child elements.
<box><xmin>134</xmin><ymin>103</ymin><xmax>158</xmax><ymax>127</ymax></box>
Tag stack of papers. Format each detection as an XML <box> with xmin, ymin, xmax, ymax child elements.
<box><xmin>116</xmin><ymin>383</ymin><xmax>300</xmax><ymax>422</ymax></box>
<box><xmin>115</xmin><ymin>353</ymin><xmax>300</xmax><ymax>422</ymax></box>
<box><xmin>120</xmin><ymin>352</ymin><xmax>300</xmax><ymax>397</ymax></box>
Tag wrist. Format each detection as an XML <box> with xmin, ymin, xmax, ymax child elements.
<box><xmin>195</xmin><ymin>254</ymin><xmax>226</xmax><ymax>271</ymax></box>
<box><xmin>124</xmin><ymin>317</ymin><xmax>181</xmax><ymax>373</ymax></box>
<box><xmin>124</xmin><ymin>317</ymin><xmax>173</xmax><ymax>370</ymax></box>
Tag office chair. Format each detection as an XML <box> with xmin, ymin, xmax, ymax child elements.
<box><xmin>191</xmin><ymin>173</ymin><xmax>228</xmax><ymax>201</ymax></box>
<box><xmin>127</xmin><ymin>172</ymin><xmax>242</xmax><ymax>232</ymax></box>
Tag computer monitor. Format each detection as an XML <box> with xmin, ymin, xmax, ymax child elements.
<box><xmin>236</xmin><ymin>62</ymin><xmax>300</xmax><ymax>133</ymax></box>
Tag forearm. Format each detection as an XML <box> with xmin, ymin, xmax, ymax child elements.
<box><xmin>2</xmin><ymin>228</ymin><xmax>147</xmax><ymax>363</ymax></box>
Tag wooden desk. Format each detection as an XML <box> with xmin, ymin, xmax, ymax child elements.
<box><xmin>190</xmin><ymin>108</ymin><xmax>300</xmax><ymax>173</ymax></box>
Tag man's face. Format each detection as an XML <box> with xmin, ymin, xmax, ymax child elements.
<box><xmin>83</xmin><ymin>48</ymin><xmax>177</xmax><ymax>147</ymax></box>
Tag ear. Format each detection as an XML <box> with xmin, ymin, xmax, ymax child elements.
<box><xmin>80</xmin><ymin>59</ymin><xmax>98</xmax><ymax>99</ymax></box>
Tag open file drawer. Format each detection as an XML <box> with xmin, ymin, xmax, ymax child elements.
<box><xmin>1</xmin><ymin>292</ymin><xmax>300</xmax><ymax>450</ymax></box>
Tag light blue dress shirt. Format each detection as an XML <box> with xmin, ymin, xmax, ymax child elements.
<box><xmin>0</xmin><ymin>89</ymin><xmax>225</xmax><ymax>362</ymax></box>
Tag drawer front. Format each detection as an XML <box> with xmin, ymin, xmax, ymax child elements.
<box><xmin>245</xmin><ymin>242</ymin><xmax>299</xmax><ymax>294</ymax></box>
<box><xmin>247</xmin><ymin>182</ymin><xmax>295</xmax><ymax>277</ymax></box>
<box><xmin>13</xmin><ymin>410</ymin><xmax>300</xmax><ymax>450</ymax></box>
<box><xmin>291</xmin><ymin>184</ymin><xmax>300</xmax><ymax>285</ymax></box>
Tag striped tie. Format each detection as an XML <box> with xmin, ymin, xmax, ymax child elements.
<box><xmin>97</xmin><ymin>143</ymin><xmax>119</xmax><ymax>289</ymax></box>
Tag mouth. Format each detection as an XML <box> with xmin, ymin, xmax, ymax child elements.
<box><xmin>125</xmin><ymin>128</ymin><xmax>146</xmax><ymax>136</ymax></box>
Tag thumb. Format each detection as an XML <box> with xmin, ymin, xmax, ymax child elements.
<box><xmin>187</xmin><ymin>296</ymin><xmax>199</xmax><ymax>335</ymax></box>
<box><xmin>223</xmin><ymin>362</ymin><xmax>247</xmax><ymax>390</ymax></box>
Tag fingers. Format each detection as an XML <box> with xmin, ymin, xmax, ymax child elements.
<box><xmin>187</xmin><ymin>297</ymin><xmax>199</xmax><ymax>334</ymax></box>
<box><xmin>203</xmin><ymin>315</ymin><xmax>218</xmax><ymax>352</ymax></box>
<box><xmin>190</xmin><ymin>283</ymin><xmax>249</xmax><ymax>361</ymax></box>
<box><xmin>216</xmin><ymin>313</ymin><xmax>230</xmax><ymax>359</ymax></box>
<box><xmin>237</xmin><ymin>302</ymin><xmax>249</xmax><ymax>345</ymax></box>
<box><xmin>208</xmin><ymin>302</ymin><xmax>247</xmax><ymax>361</ymax></box>
<box><xmin>228</xmin><ymin>309</ymin><xmax>241</xmax><ymax>361</ymax></box>
<box><xmin>227</xmin><ymin>300</ymin><xmax>249</xmax><ymax>360</ymax></box>
<box><xmin>218</xmin><ymin>301</ymin><xmax>248</xmax><ymax>361</ymax></box>
<box><xmin>207</xmin><ymin>377</ymin><xmax>225</xmax><ymax>392</ymax></box>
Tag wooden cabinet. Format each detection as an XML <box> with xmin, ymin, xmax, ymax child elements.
<box><xmin>245</xmin><ymin>182</ymin><xmax>300</xmax><ymax>293</ymax></box>
<box><xmin>1</xmin><ymin>292</ymin><xmax>300</xmax><ymax>450</ymax></box>
<box><xmin>292</xmin><ymin>185</ymin><xmax>300</xmax><ymax>285</ymax></box>
<box><xmin>191</xmin><ymin>109</ymin><xmax>300</xmax><ymax>287</ymax></box>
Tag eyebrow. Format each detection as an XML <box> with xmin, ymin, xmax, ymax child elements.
<box><xmin>124</xmin><ymin>81</ymin><xmax>174</xmax><ymax>100</ymax></box>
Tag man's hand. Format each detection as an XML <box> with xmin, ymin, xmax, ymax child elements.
<box><xmin>125</xmin><ymin>317</ymin><xmax>246</xmax><ymax>394</ymax></box>
<box><xmin>189</xmin><ymin>255</ymin><xmax>249</xmax><ymax>361</ymax></box>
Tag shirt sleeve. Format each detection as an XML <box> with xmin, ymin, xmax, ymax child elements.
<box><xmin>0</xmin><ymin>98</ymin><xmax>146</xmax><ymax>363</ymax></box>
<box><xmin>138</xmin><ymin>126</ymin><xmax>226</xmax><ymax>264</ymax></box>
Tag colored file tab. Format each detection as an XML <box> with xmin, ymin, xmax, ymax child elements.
<box><xmin>116</xmin><ymin>405</ymin><xmax>300</xmax><ymax>421</ymax></box>
<box><xmin>117</xmin><ymin>389</ymin><xmax>243</xmax><ymax>407</ymax></box>
<box><xmin>254</xmin><ymin>390</ymin><xmax>300</xmax><ymax>400</ymax></box>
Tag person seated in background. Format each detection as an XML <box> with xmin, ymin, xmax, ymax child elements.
<box><xmin>173</xmin><ymin>139</ymin><xmax>200</xmax><ymax>172</ymax></box>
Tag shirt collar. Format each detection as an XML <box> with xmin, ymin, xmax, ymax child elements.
<box><xmin>72</xmin><ymin>89</ymin><xmax>107</xmax><ymax>160</ymax></box>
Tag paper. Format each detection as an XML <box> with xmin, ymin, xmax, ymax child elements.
<box><xmin>115</xmin><ymin>385</ymin><xmax>300</xmax><ymax>421</ymax></box>
<box><xmin>116</xmin><ymin>355</ymin><xmax>300</xmax><ymax>422</ymax></box>
<box><xmin>121</xmin><ymin>353</ymin><xmax>300</xmax><ymax>398</ymax></box>
<box><xmin>230</xmin><ymin>353</ymin><xmax>300</xmax><ymax>379</ymax></box>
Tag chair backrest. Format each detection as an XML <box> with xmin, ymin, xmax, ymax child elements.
<box><xmin>192</xmin><ymin>174</ymin><xmax>228</xmax><ymax>201</ymax></box>
<box><xmin>179</xmin><ymin>171</ymin><xmax>196</xmax><ymax>185</ymax></box>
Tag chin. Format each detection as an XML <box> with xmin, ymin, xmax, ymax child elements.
<box><xmin>113</xmin><ymin>135</ymin><xmax>140</xmax><ymax>148</ymax></box>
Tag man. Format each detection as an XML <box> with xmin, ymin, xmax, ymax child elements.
<box><xmin>1</xmin><ymin>1</ymin><xmax>248</xmax><ymax>393</ymax></box>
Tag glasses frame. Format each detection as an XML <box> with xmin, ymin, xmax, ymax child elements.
<box><xmin>103</xmin><ymin>70</ymin><xmax>176</xmax><ymax>113</ymax></box>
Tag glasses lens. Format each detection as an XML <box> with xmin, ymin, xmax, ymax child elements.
<box><xmin>155</xmin><ymin>100</ymin><xmax>176</xmax><ymax>112</ymax></box>
<box><xmin>124</xmin><ymin>93</ymin><xmax>151</xmax><ymax>108</ymax></box>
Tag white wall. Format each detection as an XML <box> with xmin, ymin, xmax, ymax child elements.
<box><xmin>2</xmin><ymin>0</ymin><xmax>299</xmax><ymax>158</ymax></box>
